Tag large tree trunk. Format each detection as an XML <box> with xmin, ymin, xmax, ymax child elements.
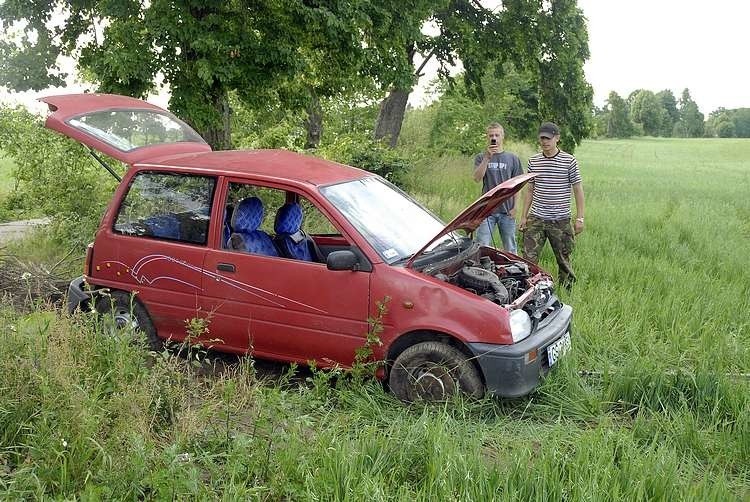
<box><xmin>200</xmin><ymin>92</ymin><xmax>232</xmax><ymax>150</ymax></box>
<box><xmin>304</xmin><ymin>91</ymin><xmax>323</xmax><ymax>149</ymax></box>
<box><xmin>374</xmin><ymin>88</ymin><xmax>411</xmax><ymax>148</ymax></box>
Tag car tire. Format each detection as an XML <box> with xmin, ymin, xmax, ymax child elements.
<box><xmin>389</xmin><ymin>341</ymin><xmax>485</xmax><ymax>402</ymax></box>
<box><xmin>95</xmin><ymin>290</ymin><xmax>162</xmax><ymax>351</ymax></box>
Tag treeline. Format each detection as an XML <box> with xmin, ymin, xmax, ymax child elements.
<box><xmin>592</xmin><ymin>88</ymin><xmax>750</xmax><ymax>139</ymax></box>
<box><xmin>0</xmin><ymin>1</ymin><xmax>592</xmax><ymax>151</ymax></box>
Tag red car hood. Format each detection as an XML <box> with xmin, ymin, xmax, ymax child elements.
<box><xmin>407</xmin><ymin>173</ymin><xmax>536</xmax><ymax>268</ymax></box>
<box><xmin>39</xmin><ymin>93</ymin><xmax>211</xmax><ymax>165</ymax></box>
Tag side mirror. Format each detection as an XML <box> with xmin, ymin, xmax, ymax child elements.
<box><xmin>326</xmin><ymin>250</ymin><xmax>360</xmax><ymax>271</ymax></box>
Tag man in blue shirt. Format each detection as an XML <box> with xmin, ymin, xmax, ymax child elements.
<box><xmin>473</xmin><ymin>122</ymin><xmax>523</xmax><ymax>253</ymax></box>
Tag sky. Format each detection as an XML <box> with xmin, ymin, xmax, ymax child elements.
<box><xmin>2</xmin><ymin>1</ymin><xmax>749</xmax><ymax>116</ymax></box>
<box><xmin>567</xmin><ymin>0</ymin><xmax>749</xmax><ymax>115</ymax></box>
<box><xmin>411</xmin><ymin>0</ymin><xmax>750</xmax><ymax>116</ymax></box>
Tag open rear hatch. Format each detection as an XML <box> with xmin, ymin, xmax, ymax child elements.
<box><xmin>39</xmin><ymin>93</ymin><xmax>211</xmax><ymax>166</ymax></box>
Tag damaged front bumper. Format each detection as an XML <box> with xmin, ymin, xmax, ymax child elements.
<box><xmin>67</xmin><ymin>275</ymin><xmax>92</xmax><ymax>314</ymax></box>
<box><xmin>467</xmin><ymin>303</ymin><xmax>573</xmax><ymax>398</ymax></box>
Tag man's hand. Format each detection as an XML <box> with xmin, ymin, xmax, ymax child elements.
<box><xmin>518</xmin><ymin>215</ymin><xmax>527</xmax><ymax>231</ymax></box>
<box><xmin>574</xmin><ymin>218</ymin><xmax>584</xmax><ymax>235</ymax></box>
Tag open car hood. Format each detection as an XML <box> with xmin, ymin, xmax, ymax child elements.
<box><xmin>39</xmin><ymin>93</ymin><xmax>211</xmax><ymax>165</ymax></box>
<box><xmin>407</xmin><ymin>173</ymin><xmax>536</xmax><ymax>268</ymax></box>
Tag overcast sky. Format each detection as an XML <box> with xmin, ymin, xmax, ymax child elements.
<box><xmin>577</xmin><ymin>0</ymin><xmax>750</xmax><ymax>115</ymax></box>
<box><xmin>3</xmin><ymin>1</ymin><xmax>749</xmax><ymax>116</ymax></box>
<box><xmin>412</xmin><ymin>0</ymin><xmax>750</xmax><ymax>115</ymax></box>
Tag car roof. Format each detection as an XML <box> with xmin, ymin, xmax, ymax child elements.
<box><xmin>134</xmin><ymin>149</ymin><xmax>371</xmax><ymax>187</ymax></box>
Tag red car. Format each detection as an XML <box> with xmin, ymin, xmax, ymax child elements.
<box><xmin>44</xmin><ymin>93</ymin><xmax>572</xmax><ymax>402</ymax></box>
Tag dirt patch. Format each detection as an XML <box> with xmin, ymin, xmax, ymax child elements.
<box><xmin>0</xmin><ymin>217</ymin><xmax>50</xmax><ymax>245</ymax></box>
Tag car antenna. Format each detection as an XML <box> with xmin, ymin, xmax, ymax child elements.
<box><xmin>88</xmin><ymin>148</ymin><xmax>122</xmax><ymax>182</ymax></box>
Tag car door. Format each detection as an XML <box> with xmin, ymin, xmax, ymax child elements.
<box><xmin>91</xmin><ymin>170</ymin><xmax>217</xmax><ymax>340</ymax></box>
<box><xmin>200</xmin><ymin>181</ymin><xmax>371</xmax><ymax>367</ymax></box>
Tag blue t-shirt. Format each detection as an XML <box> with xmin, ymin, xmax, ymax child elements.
<box><xmin>473</xmin><ymin>151</ymin><xmax>523</xmax><ymax>214</ymax></box>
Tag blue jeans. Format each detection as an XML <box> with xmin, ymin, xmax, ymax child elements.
<box><xmin>476</xmin><ymin>213</ymin><xmax>518</xmax><ymax>254</ymax></box>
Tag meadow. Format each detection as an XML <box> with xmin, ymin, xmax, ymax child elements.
<box><xmin>0</xmin><ymin>138</ymin><xmax>748</xmax><ymax>499</ymax></box>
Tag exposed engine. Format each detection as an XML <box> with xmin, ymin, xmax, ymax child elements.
<box><xmin>434</xmin><ymin>256</ymin><xmax>534</xmax><ymax>305</ymax></box>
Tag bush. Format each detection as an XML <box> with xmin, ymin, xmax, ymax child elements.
<box><xmin>0</xmin><ymin>106</ymin><xmax>117</xmax><ymax>246</ymax></box>
<box><xmin>316</xmin><ymin>135</ymin><xmax>412</xmax><ymax>187</ymax></box>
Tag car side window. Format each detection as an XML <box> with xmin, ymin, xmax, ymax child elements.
<box><xmin>114</xmin><ymin>172</ymin><xmax>216</xmax><ymax>245</ymax></box>
<box><xmin>223</xmin><ymin>183</ymin><xmax>343</xmax><ymax>261</ymax></box>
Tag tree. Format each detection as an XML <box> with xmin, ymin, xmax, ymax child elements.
<box><xmin>655</xmin><ymin>89</ymin><xmax>679</xmax><ymax>136</ymax></box>
<box><xmin>372</xmin><ymin>0</ymin><xmax>593</xmax><ymax>149</ymax></box>
<box><xmin>675</xmin><ymin>88</ymin><xmax>704</xmax><ymax>138</ymax></box>
<box><xmin>630</xmin><ymin>90</ymin><xmax>666</xmax><ymax>136</ymax></box>
<box><xmin>0</xmin><ymin>1</ymin><xmax>410</xmax><ymax>150</ymax></box>
<box><xmin>731</xmin><ymin>108</ymin><xmax>750</xmax><ymax>137</ymax></box>
<box><xmin>605</xmin><ymin>91</ymin><xmax>633</xmax><ymax>138</ymax></box>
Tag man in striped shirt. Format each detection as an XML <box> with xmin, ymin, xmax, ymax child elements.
<box><xmin>519</xmin><ymin>122</ymin><xmax>585</xmax><ymax>288</ymax></box>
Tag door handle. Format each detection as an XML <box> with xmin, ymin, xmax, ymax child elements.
<box><xmin>217</xmin><ymin>262</ymin><xmax>236</xmax><ymax>273</ymax></box>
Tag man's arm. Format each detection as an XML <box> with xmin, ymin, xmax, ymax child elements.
<box><xmin>473</xmin><ymin>153</ymin><xmax>491</xmax><ymax>182</ymax></box>
<box><xmin>572</xmin><ymin>182</ymin><xmax>585</xmax><ymax>235</ymax></box>
<box><xmin>509</xmin><ymin>155</ymin><xmax>523</xmax><ymax>217</ymax></box>
<box><xmin>518</xmin><ymin>181</ymin><xmax>534</xmax><ymax>230</ymax></box>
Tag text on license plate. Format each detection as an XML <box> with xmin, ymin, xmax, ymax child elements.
<box><xmin>547</xmin><ymin>331</ymin><xmax>571</xmax><ymax>367</ymax></box>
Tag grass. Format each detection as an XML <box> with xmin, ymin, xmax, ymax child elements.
<box><xmin>1</xmin><ymin>138</ymin><xmax>749</xmax><ymax>499</ymax></box>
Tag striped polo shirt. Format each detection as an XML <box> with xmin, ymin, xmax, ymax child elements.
<box><xmin>527</xmin><ymin>150</ymin><xmax>582</xmax><ymax>220</ymax></box>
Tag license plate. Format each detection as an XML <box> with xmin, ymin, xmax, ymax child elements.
<box><xmin>547</xmin><ymin>331</ymin><xmax>571</xmax><ymax>367</ymax></box>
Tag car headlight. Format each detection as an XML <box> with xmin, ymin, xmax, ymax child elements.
<box><xmin>509</xmin><ymin>309</ymin><xmax>532</xmax><ymax>343</ymax></box>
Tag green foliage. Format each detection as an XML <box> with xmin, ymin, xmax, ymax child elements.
<box><xmin>604</xmin><ymin>91</ymin><xmax>634</xmax><ymax>138</ymax></box>
<box><xmin>424</xmin><ymin>63</ymin><xmax>540</xmax><ymax>154</ymax></box>
<box><xmin>0</xmin><ymin>106</ymin><xmax>116</xmax><ymax>246</ymax></box>
<box><xmin>0</xmin><ymin>1</ymin><xmax>422</xmax><ymax>150</ymax></box>
<box><xmin>655</xmin><ymin>89</ymin><xmax>679</xmax><ymax>135</ymax></box>
<box><xmin>706</xmin><ymin>107</ymin><xmax>750</xmax><ymax>138</ymax></box>
<box><xmin>674</xmin><ymin>88</ymin><xmax>705</xmax><ymax>138</ymax></box>
<box><xmin>2</xmin><ymin>138</ymin><xmax>750</xmax><ymax>499</ymax></box>
<box><xmin>316</xmin><ymin>136</ymin><xmax>412</xmax><ymax>187</ymax></box>
<box><xmin>630</xmin><ymin>90</ymin><xmax>667</xmax><ymax>136</ymax></box>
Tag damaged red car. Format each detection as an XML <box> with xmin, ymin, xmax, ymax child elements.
<box><xmin>43</xmin><ymin>93</ymin><xmax>573</xmax><ymax>402</ymax></box>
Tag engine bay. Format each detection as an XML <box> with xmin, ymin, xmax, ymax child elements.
<box><xmin>434</xmin><ymin>254</ymin><xmax>536</xmax><ymax>302</ymax></box>
<box><xmin>429</xmin><ymin>251</ymin><xmax>560</xmax><ymax>322</ymax></box>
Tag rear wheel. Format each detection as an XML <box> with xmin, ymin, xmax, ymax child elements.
<box><xmin>96</xmin><ymin>290</ymin><xmax>162</xmax><ymax>351</ymax></box>
<box><xmin>389</xmin><ymin>341</ymin><xmax>484</xmax><ymax>402</ymax></box>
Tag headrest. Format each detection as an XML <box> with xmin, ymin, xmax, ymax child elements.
<box><xmin>232</xmin><ymin>197</ymin><xmax>265</xmax><ymax>233</ymax></box>
<box><xmin>274</xmin><ymin>203</ymin><xmax>303</xmax><ymax>235</ymax></box>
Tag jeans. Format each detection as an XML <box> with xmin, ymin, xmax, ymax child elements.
<box><xmin>476</xmin><ymin>213</ymin><xmax>517</xmax><ymax>254</ymax></box>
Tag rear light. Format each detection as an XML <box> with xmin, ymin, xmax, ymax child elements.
<box><xmin>84</xmin><ymin>243</ymin><xmax>94</xmax><ymax>276</ymax></box>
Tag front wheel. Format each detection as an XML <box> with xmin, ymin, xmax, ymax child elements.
<box><xmin>95</xmin><ymin>290</ymin><xmax>162</xmax><ymax>351</ymax></box>
<box><xmin>389</xmin><ymin>341</ymin><xmax>484</xmax><ymax>402</ymax></box>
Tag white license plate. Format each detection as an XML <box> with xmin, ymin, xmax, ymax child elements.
<box><xmin>547</xmin><ymin>331</ymin><xmax>571</xmax><ymax>367</ymax></box>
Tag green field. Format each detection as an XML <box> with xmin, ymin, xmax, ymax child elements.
<box><xmin>1</xmin><ymin>138</ymin><xmax>748</xmax><ymax>499</ymax></box>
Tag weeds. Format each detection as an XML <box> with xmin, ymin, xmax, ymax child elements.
<box><xmin>1</xmin><ymin>138</ymin><xmax>749</xmax><ymax>499</ymax></box>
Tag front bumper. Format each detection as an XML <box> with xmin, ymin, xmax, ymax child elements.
<box><xmin>467</xmin><ymin>304</ymin><xmax>573</xmax><ymax>398</ymax></box>
<box><xmin>67</xmin><ymin>275</ymin><xmax>93</xmax><ymax>314</ymax></box>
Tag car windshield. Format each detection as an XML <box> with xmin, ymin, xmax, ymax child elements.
<box><xmin>321</xmin><ymin>177</ymin><xmax>456</xmax><ymax>264</ymax></box>
<box><xmin>67</xmin><ymin>109</ymin><xmax>205</xmax><ymax>152</ymax></box>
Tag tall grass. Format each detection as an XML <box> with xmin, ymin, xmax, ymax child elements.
<box><xmin>1</xmin><ymin>138</ymin><xmax>749</xmax><ymax>499</ymax></box>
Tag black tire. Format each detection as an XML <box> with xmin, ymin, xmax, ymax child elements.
<box><xmin>95</xmin><ymin>290</ymin><xmax>162</xmax><ymax>351</ymax></box>
<box><xmin>389</xmin><ymin>341</ymin><xmax>484</xmax><ymax>402</ymax></box>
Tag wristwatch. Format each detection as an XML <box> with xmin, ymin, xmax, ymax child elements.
<box><xmin>575</xmin><ymin>217</ymin><xmax>584</xmax><ymax>223</ymax></box>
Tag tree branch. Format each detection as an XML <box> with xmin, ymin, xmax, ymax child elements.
<box><xmin>414</xmin><ymin>48</ymin><xmax>436</xmax><ymax>77</ymax></box>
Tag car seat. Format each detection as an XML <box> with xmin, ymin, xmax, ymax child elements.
<box><xmin>145</xmin><ymin>213</ymin><xmax>180</xmax><ymax>240</ymax></box>
<box><xmin>228</xmin><ymin>197</ymin><xmax>278</xmax><ymax>256</ymax></box>
<box><xmin>274</xmin><ymin>202</ymin><xmax>321</xmax><ymax>262</ymax></box>
<box><xmin>223</xmin><ymin>205</ymin><xmax>233</xmax><ymax>248</ymax></box>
